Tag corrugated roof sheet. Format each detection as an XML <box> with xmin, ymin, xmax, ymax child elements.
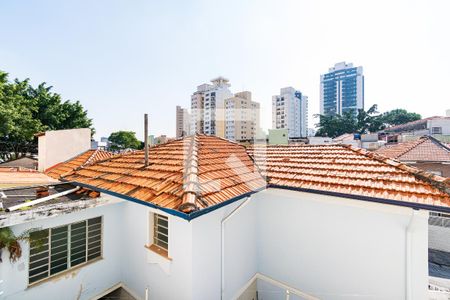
<box><xmin>45</xmin><ymin>149</ymin><xmax>114</xmax><ymax>179</ymax></box>
<box><xmin>376</xmin><ymin>136</ymin><xmax>450</xmax><ymax>162</ymax></box>
<box><xmin>247</xmin><ymin>143</ymin><xmax>450</xmax><ymax>208</ymax></box>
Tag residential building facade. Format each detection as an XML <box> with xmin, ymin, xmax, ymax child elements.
<box><xmin>320</xmin><ymin>62</ymin><xmax>364</xmax><ymax>116</ymax></box>
<box><xmin>225</xmin><ymin>91</ymin><xmax>260</xmax><ymax>141</ymax></box>
<box><xmin>272</xmin><ymin>87</ymin><xmax>308</xmax><ymax>138</ymax></box>
<box><xmin>189</xmin><ymin>77</ymin><xmax>233</xmax><ymax>138</ymax></box>
<box><xmin>176</xmin><ymin>106</ymin><xmax>190</xmax><ymax>138</ymax></box>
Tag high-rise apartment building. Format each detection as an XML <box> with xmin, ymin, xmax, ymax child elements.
<box><xmin>272</xmin><ymin>87</ymin><xmax>308</xmax><ymax>138</ymax></box>
<box><xmin>176</xmin><ymin>106</ymin><xmax>190</xmax><ymax>138</ymax></box>
<box><xmin>320</xmin><ymin>62</ymin><xmax>364</xmax><ymax>116</ymax></box>
<box><xmin>190</xmin><ymin>77</ymin><xmax>233</xmax><ymax>137</ymax></box>
<box><xmin>225</xmin><ymin>91</ymin><xmax>260</xmax><ymax>141</ymax></box>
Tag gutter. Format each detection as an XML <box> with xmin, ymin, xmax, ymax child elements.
<box><xmin>221</xmin><ymin>196</ymin><xmax>252</xmax><ymax>300</ymax></box>
<box><xmin>5</xmin><ymin>186</ymin><xmax>80</xmax><ymax>212</ymax></box>
<box><xmin>405</xmin><ymin>209</ymin><xmax>419</xmax><ymax>300</ymax></box>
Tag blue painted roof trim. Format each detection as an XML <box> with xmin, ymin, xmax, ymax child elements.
<box><xmin>268</xmin><ymin>184</ymin><xmax>450</xmax><ymax>214</ymax></box>
<box><xmin>64</xmin><ymin>179</ymin><xmax>450</xmax><ymax>220</ymax></box>
<box><xmin>65</xmin><ymin>180</ymin><xmax>190</xmax><ymax>220</ymax></box>
<box><xmin>64</xmin><ymin>180</ymin><xmax>265</xmax><ymax>221</ymax></box>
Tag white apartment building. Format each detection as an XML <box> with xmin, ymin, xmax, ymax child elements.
<box><xmin>272</xmin><ymin>87</ymin><xmax>308</xmax><ymax>138</ymax></box>
<box><xmin>175</xmin><ymin>106</ymin><xmax>190</xmax><ymax>138</ymax></box>
<box><xmin>225</xmin><ymin>91</ymin><xmax>260</xmax><ymax>141</ymax></box>
<box><xmin>190</xmin><ymin>77</ymin><xmax>233</xmax><ymax>138</ymax></box>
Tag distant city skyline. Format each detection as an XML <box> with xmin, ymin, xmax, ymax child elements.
<box><xmin>1</xmin><ymin>0</ymin><xmax>450</xmax><ymax>139</ymax></box>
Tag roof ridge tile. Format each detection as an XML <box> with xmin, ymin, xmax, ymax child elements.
<box><xmin>179</xmin><ymin>135</ymin><xmax>200</xmax><ymax>213</ymax></box>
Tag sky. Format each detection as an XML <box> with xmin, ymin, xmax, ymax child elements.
<box><xmin>1</xmin><ymin>0</ymin><xmax>450</xmax><ymax>140</ymax></box>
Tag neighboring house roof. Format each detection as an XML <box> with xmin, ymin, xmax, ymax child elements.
<box><xmin>54</xmin><ymin>135</ymin><xmax>450</xmax><ymax>219</ymax></box>
<box><xmin>333</xmin><ymin>133</ymin><xmax>354</xmax><ymax>142</ymax></box>
<box><xmin>0</xmin><ymin>168</ymin><xmax>58</xmax><ymax>188</ymax></box>
<box><xmin>375</xmin><ymin>136</ymin><xmax>450</xmax><ymax>162</ymax></box>
<box><xmin>248</xmin><ymin>143</ymin><xmax>450</xmax><ymax>210</ymax></box>
<box><xmin>45</xmin><ymin>149</ymin><xmax>114</xmax><ymax>179</ymax></box>
<box><xmin>0</xmin><ymin>156</ymin><xmax>38</xmax><ymax>169</ymax></box>
<box><xmin>62</xmin><ymin>135</ymin><xmax>266</xmax><ymax>214</ymax></box>
<box><xmin>0</xmin><ymin>183</ymin><xmax>96</xmax><ymax>213</ymax></box>
<box><xmin>384</xmin><ymin>116</ymin><xmax>450</xmax><ymax>133</ymax></box>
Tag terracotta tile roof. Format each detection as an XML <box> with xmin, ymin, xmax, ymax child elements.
<box><xmin>63</xmin><ymin>135</ymin><xmax>266</xmax><ymax>213</ymax></box>
<box><xmin>0</xmin><ymin>168</ymin><xmax>58</xmax><ymax>188</ymax></box>
<box><xmin>56</xmin><ymin>135</ymin><xmax>450</xmax><ymax>216</ymax></box>
<box><xmin>45</xmin><ymin>149</ymin><xmax>114</xmax><ymax>179</ymax></box>
<box><xmin>247</xmin><ymin>144</ymin><xmax>450</xmax><ymax>208</ymax></box>
<box><xmin>375</xmin><ymin>137</ymin><xmax>450</xmax><ymax>162</ymax></box>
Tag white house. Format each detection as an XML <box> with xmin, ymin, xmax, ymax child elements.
<box><xmin>1</xmin><ymin>134</ymin><xmax>450</xmax><ymax>300</ymax></box>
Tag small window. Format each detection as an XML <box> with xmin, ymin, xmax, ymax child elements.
<box><xmin>432</xmin><ymin>127</ymin><xmax>442</xmax><ymax>134</ymax></box>
<box><xmin>29</xmin><ymin>216</ymin><xmax>102</xmax><ymax>285</ymax></box>
<box><xmin>153</xmin><ymin>214</ymin><xmax>168</xmax><ymax>251</ymax></box>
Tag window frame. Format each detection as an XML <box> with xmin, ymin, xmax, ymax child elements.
<box><xmin>153</xmin><ymin>213</ymin><xmax>169</xmax><ymax>252</ymax></box>
<box><xmin>28</xmin><ymin>216</ymin><xmax>103</xmax><ymax>286</ymax></box>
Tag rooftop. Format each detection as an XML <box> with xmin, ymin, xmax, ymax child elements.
<box><xmin>248</xmin><ymin>143</ymin><xmax>450</xmax><ymax>209</ymax></box>
<box><xmin>375</xmin><ymin>136</ymin><xmax>450</xmax><ymax>162</ymax></box>
<box><xmin>62</xmin><ymin>135</ymin><xmax>266</xmax><ymax>215</ymax></box>
<box><xmin>384</xmin><ymin>116</ymin><xmax>450</xmax><ymax>133</ymax></box>
<box><xmin>45</xmin><ymin>149</ymin><xmax>114</xmax><ymax>179</ymax></box>
<box><xmin>0</xmin><ymin>168</ymin><xmax>57</xmax><ymax>188</ymax></box>
<box><xmin>0</xmin><ymin>183</ymin><xmax>96</xmax><ymax>213</ymax></box>
<box><xmin>43</xmin><ymin>135</ymin><xmax>450</xmax><ymax>218</ymax></box>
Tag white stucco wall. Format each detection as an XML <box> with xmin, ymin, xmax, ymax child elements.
<box><xmin>119</xmin><ymin>202</ymin><xmax>193</xmax><ymax>300</ymax></box>
<box><xmin>38</xmin><ymin>128</ymin><xmax>91</xmax><ymax>171</ymax></box>
<box><xmin>191</xmin><ymin>198</ymin><xmax>257</xmax><ymax>300</ymax></box>
<box><xmin>1</xmin><ymin>188</ymin><xmax>431</xmax><ymax>300</ymax></box>
<box><xmin>253</xmin><ymin>189</ymin><xmax>429</xmax><ymax>300</ymax></box>
<box><xmin>1</xmin><ymin>200</ymin><xmax>124</xmax><ymax>300</ymax></box>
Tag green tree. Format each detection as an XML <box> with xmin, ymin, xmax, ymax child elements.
<box><xmin>315</xmin><ymin>105</ymin><xmax>422</xmax><ymax>138</ymax></box>
<box><xmin>381</xmin><ymin>109</ymin><xmax>421</xmax><ymax>126</ymax></box>
<box><xmin>108</xmin><ymin>131</ymin><xmax>142</xmax><ymax>150</ymax></box>
<box><xmin>0</xmin><ymin>71</ymin><xmax>93</xmax><ymax>158</ymax></box>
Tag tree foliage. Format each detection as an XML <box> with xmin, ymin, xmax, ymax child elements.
<box><xmin>381</xmin><ymin>109</ymin><xmax>421</xmax><ymax>126</ymax></box>
<box><xmin>0</xmin><ymin>70</ymin><xmax>93</xmax><ymax>157</ymax></box>
<box><xmin>108</xmin><ymin>131</ymin><xmax>142</xmax><ymax>150</ymax></box>
<box><xmin>315</xmin><ymin>105</ymin><xmax>422</xmax><ymax>138</ymax></box>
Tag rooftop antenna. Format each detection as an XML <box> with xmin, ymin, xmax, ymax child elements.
<box><xmin>144</xmin><ymin>113</ymin><xmax>149</xmax><ymax>167</ymax></box>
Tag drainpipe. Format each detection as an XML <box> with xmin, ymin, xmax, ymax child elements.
<box><xmin>221</xmin><ymin>196</ymin><xmax>252</xmax><ymax>300</ymax></box>
<box><xmin>5</xmin><ymin>186</ymin><xmax>80</xmax><ymax>212</ymax></box>
<box><xmin>406</xmin><ymin>209</ymin><xmax>419</xmax><ymax>300</ymax></box>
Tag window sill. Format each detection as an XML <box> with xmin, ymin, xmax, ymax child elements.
<box><xmin>144</xmin><ymin>244</ymin><xmax>172</xmax><ymax>261</ymax></box>
<box><xmin>27</xmin><ymin>256</ymin><xmax>103</xmax><ymax>289</ymax></box>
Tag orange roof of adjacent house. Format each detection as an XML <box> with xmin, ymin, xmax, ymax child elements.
<box><xmin>247</xmin><ymin>143</ymin><xmax>450</xmax><ymax>209</ymax></box>
<box><xmin>55</xmin><ymin>135</ymin><xmax>450</xmax><ymax>217</ymax></box>
<box><xmin>0</xmin><ymin>168</ymin><xmax>58</xmax><ymax>188</ymax></box>
<box><xmin>45</xmin><ymin>149</ymin><xmax>114</xmax><ymax>179</ymax></box>
<box><xmin>375</xmin><ymin>136</ymin><xmax>450</xmax><ymax>162</ymax></box>
<box><xmin>63</xmin><ymin>135</ymin><xmax>266</xmax><ymax>213</ymax></box>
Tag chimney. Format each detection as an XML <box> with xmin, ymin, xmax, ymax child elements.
<box><xmin>37</xmin><ymin>128</ymin><xmax>91</xmax><ymax>172</ymax></box>
<box><xmin>144</xmin><ymin>114</ymin><xmax>149</xmax><ymax>167</ymax></box>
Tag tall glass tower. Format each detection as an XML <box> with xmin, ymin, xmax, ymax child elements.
<box><xmin>320</xmin><ymin>62</ymin><xmax>364</xmax><ymax>116</ymax></box>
